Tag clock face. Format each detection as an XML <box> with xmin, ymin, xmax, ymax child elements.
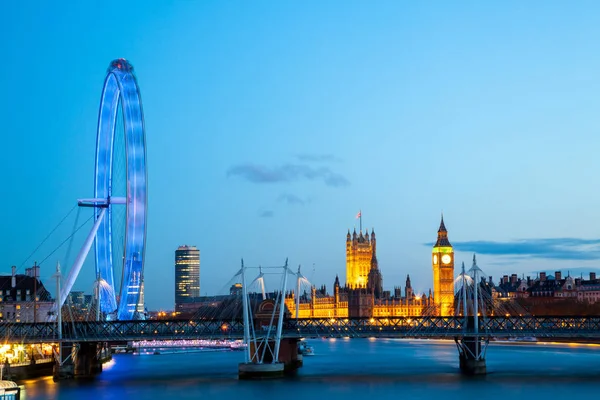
<box><xmin>441</xmin><ymin>254</ymin><xmax>452</xmax><ymax>265</ymax></box>
<box><xmin>433</xmin><ymin>255</ymin><xmax>438</xmax><ymax>264</ymax></box>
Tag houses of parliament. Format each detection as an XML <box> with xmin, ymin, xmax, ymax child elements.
<box><xmin>285</xmin><ymin>216</ymin><xmax>455</xmax><ymax>317</ymax></box>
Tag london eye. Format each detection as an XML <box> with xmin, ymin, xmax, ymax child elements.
<box><xmin>58</xmin><ymin>59</ymin><xmax>147</xmax><ymax>321</ymax></box>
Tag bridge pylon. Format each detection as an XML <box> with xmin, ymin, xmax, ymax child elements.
<box><xmin>237</xmin><ymin>259</ymin><xmax>302</xmax><ymax>379</ymax></box>
<box><xmin>454</xmin><ymin>256</ymin><xmax>489</xmax><ymax>375</ymax></box>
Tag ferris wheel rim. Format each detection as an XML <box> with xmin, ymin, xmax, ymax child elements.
<box><xmin>94</xmin><ymin>58</ymin><xmax>147</xmax><ymax>320</ymax></box>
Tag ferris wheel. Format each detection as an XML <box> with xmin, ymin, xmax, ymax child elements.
<box><xmin>58</xmin><ymin>59</ymin><xmax>147</xmax><ymax>321</ymax></box>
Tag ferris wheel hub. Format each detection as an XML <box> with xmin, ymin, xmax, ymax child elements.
<box><xmin>77</xmin><ymin>197</ymin><xmax>127</xmax><ymax>208</ymax></box>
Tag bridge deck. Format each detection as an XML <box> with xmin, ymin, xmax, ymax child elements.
<box><xmin>2</xmin><ymin>316</ymin><xmax>600</xmax><ymax>343</ymax></box>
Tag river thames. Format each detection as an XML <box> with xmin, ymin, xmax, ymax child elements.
<box><xmin>21</xmin><ymin>338</ymin><xmax>600</xmax><ymax>399</ymax></box>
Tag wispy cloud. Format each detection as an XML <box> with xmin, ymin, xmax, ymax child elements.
<box><xmin>227</xmin><ymin>163</ymin><xmax>350</xmax><ymax>187</ymax></box>
<box><xmin>295</xmin><ymin>153</ymin><xmax>341</xmax><ymax>163</ymax></box>
<box><xmin>426</xmin><ymin>238</ymin><xmax>600</xmax><ymax>261</ymax></box>
<box><xmin>278</xmin><ymin>193</ymin><xmax>306</xmax><ymax>205</ymax></box>
<box><xmin>259</xmin><ymin>210</ymin><xmax>274</xmax><ymax>218</ymax></box>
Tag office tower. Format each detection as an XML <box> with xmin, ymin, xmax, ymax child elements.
<box><xmin>175</xmin><ymin>245</ymin><xmax>200</xmax><ymax>310</ymax></box>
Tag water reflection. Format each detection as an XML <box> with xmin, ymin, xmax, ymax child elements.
<box><xmin>20</xmin><ymin>338</ymin><xmax>600</xmax><ymax>400</ymax></box>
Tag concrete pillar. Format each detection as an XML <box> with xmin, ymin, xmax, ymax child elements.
<box><xmin>54</xmin><ymin>342</ymin><xmax>111</xmax><ymax>381</ymax></box>
<box><xmin>457</xmin><ymin>336</ymin><xmax>486</xmax><ymax>375</ymax></box>
<box><xmin>279</xmin><ymin>338</ymin><xmax>302</xmax><ymax>372</ymax></box>
<box><xmin>238</xmin><ymin>338</ymin><xmax>303</xmax><ymax>379</ymax></box>
<box><xmin>238</xmin><ymin>363</ymin><xmax>285</xmax><ymax>379</ymax></box>
<box><xmin>74</xmin><ymin>342</ymin><xmax>103</xmax><ymax>379</ymax></box>
<box><xmin>455</xmin><ymin>315</ymin><xmax>487</xmax><ymax>375</ymax></box>
<box><xmin>53</xmin><ymin>342</ymin><xmax>74</xmax><ymax>381</ymax></box>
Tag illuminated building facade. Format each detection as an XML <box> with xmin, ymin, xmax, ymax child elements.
<box><xmin>286</xmin><ymin>277</ymin><xmax>349</xmax><ymax>318</ymax></box>
<box><xmin>285</xmin><ymin>277</ymin><xmax>431</xmax><ymax>318</ymax></box>
<box><xmin>175</xmin><ymin>245</ymin><xmax>200</xmax><ymax>310</ymax></box>
<box><xmin>346</xmin><ymin>229</ymin><xmax>375</xmax><ymax>288</ymax></box>
<box><xmin>285</xmin><ymin>226</ymin><xmax>433</xmax><ymax>318</ymax></box>
<box><xmin>432</xmin><ymin>216</ymin><xmax>455</xmax><ymax>316</ymax></box>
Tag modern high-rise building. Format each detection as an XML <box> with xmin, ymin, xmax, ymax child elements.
<box><xmin>432</xmin><ymin>215</ymin><xmax>455</xmax><ymax>316</ymax></box>
<box><xmin>175</xmin><ymin>245</ymin><xmax>200</xmax><ymax>310</ymax></box>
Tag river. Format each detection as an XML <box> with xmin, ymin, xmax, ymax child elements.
<box><xmin>20</xmin><ymin>338</ymin><xmax>600</xmax><ymax>399</ymax></box>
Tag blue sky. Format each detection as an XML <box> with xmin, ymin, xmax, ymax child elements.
<box><xmin>2</xmin><ymin>1</ymin><xmax>600</xmax><ymax>311</ymax></box>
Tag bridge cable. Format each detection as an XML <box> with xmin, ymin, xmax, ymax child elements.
<box><xmin>62</xmin><ymin>207</ymin><xmax>81</xmax><ymax>276</ymax></box>
<box><xmin>1</xmin><ymin>212</ymin><xmax>93</xmax><ymax>346</ymax></box>
<box><xmin>0</xmin><ymin>207</ymin><xmax>85</xmax><ymax>343</ymax></box>
<box><xmin>37</xmin><ymin>214</ymin><xmax>93</xmax><ymax>267</ymax></box>
<box><xmin>18</xmin><ymin>204</ymin><xmax>78</xmax><ymax>269</ymax></box>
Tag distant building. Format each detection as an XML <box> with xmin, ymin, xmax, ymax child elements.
<box><xmin>230</xmin><ymin>283</ymin><xmax>242</xmax><ymax>296</ymax></box>
<box><xmin>494</xmin><ymin>271</ymin><xmax>600</xmax><ymax>305</ymax></box>
<box><xmin>65</xmin><ymin>290</ymin><xmax>96</xmax><ymax>320</ymax></box>
<box><xmin>285</xmin><ymin>223</ymin><xmax>434</xmax><ymax>318</ymax></box>
<box><xmin>68</xmin><ymin>291</ymin><xmax>85</xmax><ymax>305</ymax></box>
<box><xmin>0</xmin><ymin>265</ymin><xmax>53</xmax><ymax>323</ymax></box>
<box><xmin>175</xmin><ymin>245</ymin><xmax>200</xmax><ymax>310</ymax></box>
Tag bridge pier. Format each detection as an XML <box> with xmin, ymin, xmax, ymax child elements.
<box><xmin>54</xmin><ymin>342</ymin><xmax>111</xmax><ymax>381</ymax></box>
<box><xmin>73</xmin><ymin>342</ymin><xmax>103</xmax><ymax>379</ymax></box>
<box><xmin>454</xmin><ymin>256</ymin><xmax>489</xmax><ymax>376</ymax></box>
<box><xmin>238</xmin><ymin>338</ymin><xmax>302</xmax><ymax>379</ymax></box>
<box><xmin>455</xmin><ymin>336</ymin><xmax>487</xmax><ymax>375</ymax></box>
<box><xmin>53</xmin><ymin>342</ymin><xmax>74</xmax><ymax>381</ymax></box>
<box><xmin>280</xmin><ymin>338</ymin><xmax>303</xmax><ymax>372</ymax></box>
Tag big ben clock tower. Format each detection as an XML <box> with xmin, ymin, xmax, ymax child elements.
<box><xmin>432</xmin><ymin>215</ymin><xmax>454</xmax><ymax>316</ymax></box>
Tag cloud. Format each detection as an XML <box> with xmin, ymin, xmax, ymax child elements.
<box><xmin>426</xmin><ymin>238</ymin><xmax>600</xmax><ymax>261</ymax></box>
<box><xmin>278</xmin><ymin>193</ymin><xmax>306</xmax><ymax>205</ymax></box>
<box><xmin>226</xmin><ymin>163</ymin><xmax>350</xmax><ymax>187</ymax></box>
<box><xmin>295</xmin><ymin>154</ymin><xmax>341</xmax><ymax>163</ymax></box>
<box><xmin>259</xmin><ymin>210</ymin><xmax>274</xmax><ymax>218</ymax></box>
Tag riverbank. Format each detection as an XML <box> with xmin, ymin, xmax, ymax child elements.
<box><xmin>2</xmin><ymin>358</ymin><xmax>54</xmax><ymax>381</ymax></box>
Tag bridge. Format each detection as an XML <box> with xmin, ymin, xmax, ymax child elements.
<box><xmin>4</xmin><ymin>315</ymin><xmax>600</xmax><ymax>343</ymax></box>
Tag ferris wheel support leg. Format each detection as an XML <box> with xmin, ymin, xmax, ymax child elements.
<box><xmin>58</xmin><ymin>208</ymin><xmax>107</xmax><ymax>310</ymax></box>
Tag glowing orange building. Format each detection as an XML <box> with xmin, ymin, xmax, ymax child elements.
<box><xmin>431</xmin><ymin>216</ymin><xmax>455</xmax><ymax>316</ymax></box>
<box><xmin>345</xmin><ymin>229</ymin><xmax>376</xmax><ymax>288</ymax></box>
<box><xmin>285</xmin><ymin>224</ymin><xmax>434</xmax><ymax>318</ymax></box>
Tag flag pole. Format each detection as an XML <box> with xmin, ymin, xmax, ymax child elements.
<box><xmin>360</xmin><ymin>209</ymin><xmax>362</xmax><ymax>232</ymax></box>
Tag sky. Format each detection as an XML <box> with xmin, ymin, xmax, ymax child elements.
<box><xmin>2</xmin><ymin>1</ymin><xmax>600</xmax><ymax>311</ymax></box>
